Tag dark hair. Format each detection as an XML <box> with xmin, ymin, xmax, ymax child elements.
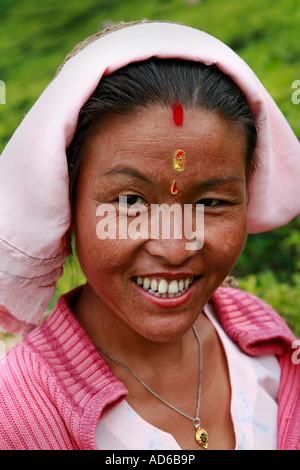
<box><xmin>67</xmin><ymin>58</ymin><xmax>258</xmax><ymax>208</ymax></box>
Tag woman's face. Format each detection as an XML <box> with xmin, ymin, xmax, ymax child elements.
<box><xmin>74</xmin><ymin>106</ymin><xmax>248</xmax><ymax>342</ymax></box>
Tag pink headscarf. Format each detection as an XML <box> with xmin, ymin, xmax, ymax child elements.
<box><xmin>0</xmin><ymin>21</ymin><xmax>299</xmax><ymax>335</ymax></box>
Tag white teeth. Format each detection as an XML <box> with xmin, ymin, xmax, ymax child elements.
<box><xmin>135</xmin><ymin>276</ymin><xmax>195</xmax><ymax>298</ymax></box>
<box><xmin>168</xmin><ymin>280</ymin><xmax>178</xmax><ymax>294</ymax></box>
<box><xmin>158</xmin><ymin>279</ymin><xmax>168</xmax><ymax>294</ymax></box>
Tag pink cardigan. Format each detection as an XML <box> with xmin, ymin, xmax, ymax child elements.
<box><xmin>0</xmin><ymin>286</ymin><xmax>299</xmax><ymax>450</ymax></box>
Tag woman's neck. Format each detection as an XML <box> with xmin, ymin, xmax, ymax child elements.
<box><xmin>72</xmin><ymin>283</ymin><xmax>219</xmax><ymax>386</ymax></box>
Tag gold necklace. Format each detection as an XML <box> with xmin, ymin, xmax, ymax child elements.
<box><xmin>96</xmin><ymin>325</ymin><xmax>208</xmax><ymax>449</ymax></box>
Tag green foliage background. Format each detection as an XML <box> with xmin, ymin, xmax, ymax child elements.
<box><xmin>0</xmin><ymin>0</ymin><xmax>299</xmax><ymax>336</ymax></box>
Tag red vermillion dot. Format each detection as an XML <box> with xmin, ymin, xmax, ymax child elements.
<box><xmin>173</xmin><ymin>103</ymin><xmax>184</xmax><ymax>126</ymax></box>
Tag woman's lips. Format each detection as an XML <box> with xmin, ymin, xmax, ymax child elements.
<box><xmin>133</xmin><ymin>274</ymin><xmax>199</xmax><ymax>308</ymax></box>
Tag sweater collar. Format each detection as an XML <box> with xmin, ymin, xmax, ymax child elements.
<box><xmin>211</xmin><ymin>287</ymin><xmax>296</xmax><ymax>356</ymax></box>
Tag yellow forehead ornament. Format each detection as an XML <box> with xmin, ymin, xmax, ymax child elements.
<box><xmin>173</xmin><ymin>149</ymin><xmax>187</xmax><ymax>172</ymax></box>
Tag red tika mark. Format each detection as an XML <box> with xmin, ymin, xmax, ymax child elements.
<box><xmin>170</xmin><ymin>179</ymin><xmax>178</xmax><ymax>195</ymax></box>
<box><xmin>173</xmin><ymin>103</ymin><xmax>184</xmax><ymax>126</ymax></box>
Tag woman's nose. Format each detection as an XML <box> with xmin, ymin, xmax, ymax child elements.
<box><xmin>144</xmin><ymin>203</ymin><xmax>204</xmax><ymax>265</ymax></box>
<box><xmin>145</xmin><ymin>237</ymin><xmax>200</xmax><ymax>266</ymax></box>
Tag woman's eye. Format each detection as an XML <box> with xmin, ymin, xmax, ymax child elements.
<box><xmin>198</xmin><ymin>198</ymin><xmax>222</xmax><ymax>207</ymax></box>
<box><xmin>119</xmin><ymin>195</ymin><xmax>145</xmax><ymax>206</ymax></box>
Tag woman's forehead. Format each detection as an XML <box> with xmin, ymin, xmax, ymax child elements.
<box><xmin>81</xmin><ymin>105</ymin><xmax>248</xmax><ymax>180</ymax></box>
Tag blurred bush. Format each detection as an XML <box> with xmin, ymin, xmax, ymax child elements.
<box><xmin>238</xmin><ymin>271</ymin><xmax>300</xmax><ymax>337</ymax></box>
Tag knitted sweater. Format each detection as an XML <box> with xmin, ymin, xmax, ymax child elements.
<box><xmin>0</xmin><ymin>286</ymin><xmax>298</xmax><ymax>450</ymax></box>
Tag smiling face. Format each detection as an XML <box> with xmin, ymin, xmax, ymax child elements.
<box><xmin>73</xmin><ymin>105</ymin><xmax>248</xmax><ymax>342</ymax></box>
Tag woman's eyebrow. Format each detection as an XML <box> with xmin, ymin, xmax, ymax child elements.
<box><xmin>99</xmin><ymin>170</ymin><xmax>242</xmax><ymax>188</ymax></box>
<box><xmin>100</xmin><ymin>168</ymin><xmax>152</xmax><ymax>184</ymax></box>
<box><xmin>197</xmin><ymin>177</ymin><xmax>243</xmax><ymax>189</ymax></box>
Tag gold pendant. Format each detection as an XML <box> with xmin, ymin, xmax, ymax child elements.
<box><xmin>195</xmin><ymin>427</ymin><xmax>208</xmax><ymax>449</ymax></box>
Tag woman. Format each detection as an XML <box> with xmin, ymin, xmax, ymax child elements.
<box><xmin>0</xmin><ymin>20</ymin><xmax>299</xmax><ymax>450</ymax></box>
